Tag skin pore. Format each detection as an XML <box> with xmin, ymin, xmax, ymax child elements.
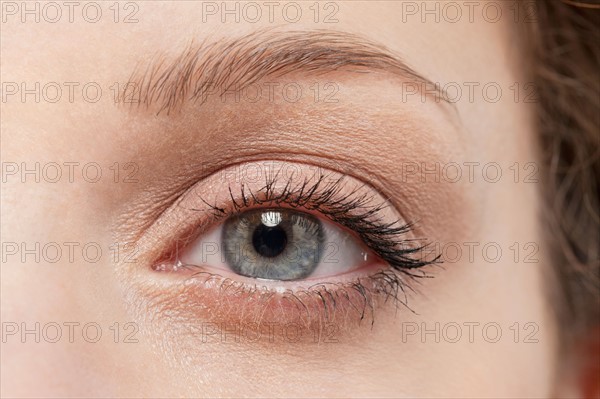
<box><xmin>1</xmin><ymin>1</ymin><xmax>567</xmax><ymax>397</ymax></box>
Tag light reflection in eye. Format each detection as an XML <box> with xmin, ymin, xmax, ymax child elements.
<box><xmin>261</xmin><ymin>211</ymin><xmax>281</xmax><ymax>227</ymax></box>
<box><xmin>179</xmin><ymin>208</ymin><xmax>372</xmax><ymax>281</ymax></box>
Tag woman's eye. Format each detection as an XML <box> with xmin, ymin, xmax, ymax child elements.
<box><xmin>179</xmin><ymin>208</ymin><xmax>371</xmax><ymax>281</ymax></box>
<box><xmin>143</xmin><ymin>161</ymin><xmax>438</xmax><ymax>329</ymax></box>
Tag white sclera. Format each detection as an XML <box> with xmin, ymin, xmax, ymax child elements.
<box><xmin>179</xmin><ymin>213</ymin><xmax>371</xmax><ymax>280</ymax></box>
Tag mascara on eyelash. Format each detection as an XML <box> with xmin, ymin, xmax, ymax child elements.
<box><xmin>193</xmin><ymin>169</ymin><xmax>442</xmax><ymax>277</ymax></box>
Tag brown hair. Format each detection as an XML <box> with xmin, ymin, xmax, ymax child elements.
<box><xmin>527</xmin><ymin>1</ymin><xmax>599</xmax><ymax>345</ymax></box>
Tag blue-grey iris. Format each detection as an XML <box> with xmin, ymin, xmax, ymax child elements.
<box><xmin>222</xmin><ymin>209</ymin><xmax>325</xmax><ymax>280</ymax></box>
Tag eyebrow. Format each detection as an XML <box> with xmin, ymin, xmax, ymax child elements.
<box><xmin>123</xmin><ymin>29</ymin><xmax>451</xmax><ymax>115</ymax></box>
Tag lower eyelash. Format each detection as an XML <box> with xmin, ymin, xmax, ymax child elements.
<box><xmin>173</xmin><ymin>265</ymin><xmax>419</xmax><ymax>328</ymax></box>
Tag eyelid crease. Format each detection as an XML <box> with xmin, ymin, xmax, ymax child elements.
<box><xmin>110</xmin><ymin>157</ymin><xmax>391</xmax><ymax>264</ymax></box>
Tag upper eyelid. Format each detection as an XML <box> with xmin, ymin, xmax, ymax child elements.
<box><xmin>189</xmin><ymin>164</ymin><xmax>402</xmax><ymax>229</ymax></box>
<box><xmin>112</xmin><ymin>156</ymin><xmax>395</xmax><ymax>252</ymax></box>
<box><xmin>153</xmin><ymin>166</ymin><xmax>387</xmax><ymax>262</ymax></box>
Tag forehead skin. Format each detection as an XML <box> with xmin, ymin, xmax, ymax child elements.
<box><xmin>1</xmin><ymin>1</ymin><xmax>556</xmax><ymax>398</ymax></box>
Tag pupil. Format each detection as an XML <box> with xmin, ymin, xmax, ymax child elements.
<box><xmin>252</xmin><ymin>223</ymin><xmax>287</xmax><ymax>258</ymax></box>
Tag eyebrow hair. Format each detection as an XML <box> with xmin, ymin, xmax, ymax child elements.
<box><xmin>123</xmin><ymin>29</ymin><xmax>451</xmax><ymax>115</ymax></box>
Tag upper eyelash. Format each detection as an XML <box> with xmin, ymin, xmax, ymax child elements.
<box><xmin>193</xmin><ymin>168</ymin><xmax>442</xmax><ymax>279</ymax></box>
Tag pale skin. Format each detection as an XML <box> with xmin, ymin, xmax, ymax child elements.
<box><xmin>0</xmin><ymin>1</ymin><xmax>587</xmax><ymax>398</ymax></box>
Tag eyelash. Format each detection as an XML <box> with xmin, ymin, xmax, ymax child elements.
<box><xmin>198</xmin><ymin>172</ymin><xmax>438</xmax><ymax>275</ymax></box>
<box><xmin>156</xmin><ymin>168</ymin><xmax>441</xmax><ymax>324</ymax></box>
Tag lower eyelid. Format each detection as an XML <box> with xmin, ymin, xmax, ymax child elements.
<box><xmin>134</xmin><ymin>266</ymin><xmax>408</xmax><ymax>343</ymax></box>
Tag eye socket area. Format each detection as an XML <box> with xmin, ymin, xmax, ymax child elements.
<box><xmin>177</xmin><ymin>207</ymin><xmax>376</xmax><ymax>282</ymax></box>
<box><xmin>127</xmin><ymin>162</ymin><xmax>438</xmax><ymax>335</ymax></box>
